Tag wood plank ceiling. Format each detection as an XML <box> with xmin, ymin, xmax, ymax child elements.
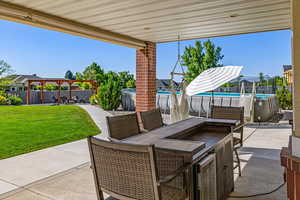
<box><xmin>0</xmin><ymin>0</ymin><xmax>291</xmax><ymax>48</ymax></box>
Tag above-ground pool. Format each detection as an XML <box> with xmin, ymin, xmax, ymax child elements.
<box><xmin>121</xmin><ymin>89</ymin><xmax>279</xmax><ymax>122</ymax></box>
<box><xmin>156</xmin><ymin>91</ymin><xmax>274</xmax><ymax>99</ymax></box>
<box><xmin>123</xmin><ymin>89</ymin><xmax>274</xmax><ymax>99</ymax></box>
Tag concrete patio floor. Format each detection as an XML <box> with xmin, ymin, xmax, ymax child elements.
<box><xmin>0</xmin><ymin>111</ymin><xmax>291</xmax><ymax>200</ymax></box>
<box><xmin>228</xmin><ymin>123</ymin><xmax>290</xmax><ymax>200</ymax></box>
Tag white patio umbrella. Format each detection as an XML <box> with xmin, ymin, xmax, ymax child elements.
<box><xmin>186</xmin><ymin>66</ymin><xmax>243</xmax><ymax>96</ymax></box>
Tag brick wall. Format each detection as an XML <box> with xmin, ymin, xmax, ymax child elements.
<box><xmin>136</xmin><ymin>42</ymin><xmax>156</xmax><ymax>112</ymax></box>
<box><xmin>281</xmin><ymin>147</ymin><xmax>300</xmax><ymax>200</ymax></box>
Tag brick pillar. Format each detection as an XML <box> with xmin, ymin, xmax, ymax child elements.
<box><xmin>281</xmin><ymin>147</ymin><xmax>300</xmax><ymax>199</ymax></box>
<box><xmin>281</xmin><ymin>1</ymin><xmax>300</xmax><ymax>199</ymax></box>
<box><xmin>136</xmin><ymin>42</ymin><xmax>156</xmax><ymax>112</ymax></box>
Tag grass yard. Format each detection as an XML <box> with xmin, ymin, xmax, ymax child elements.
<box><xmin>0</xmin><ymin>105</ymin><xmax>100</xmax><ymax>159</ymax></box>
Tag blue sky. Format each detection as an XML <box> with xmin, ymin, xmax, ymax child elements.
<box><xmin>0</xmin><ymin>19</ymin><xmax>292</xmax><ymax>79</ymax></box>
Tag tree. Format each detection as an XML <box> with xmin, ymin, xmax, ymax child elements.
<box><xmin>276</xmin><ymin>85</ymin><xmax>292</xmax><ymax>110</ymax></box>
<box><xmin>0</xmin><ymin>79</ymin><xmax>11</xmax><ymax>94</ymax></box>
<box><xmin>97</xmin><ymin>71</ymin><xmax>122</xmax><ymax>110</ymax></box>
<box><xmin>76</xmin><ymin>62</ymin><xmax>135</xmax><ymax>109</ymax></box>
<box><xmin>275</xmin><ymin>76</ymin><xmax>287</xmax><ymax>87</ymax></box>
<box><xmin>182</xmin><ymin>40</ymin><xmax>224</xmax><ymax>83</ymax></box>
<box><xmin>118</xmin><ymin>71</ymin><xmax>135</xmax><ymax>88</ymax></box>
<box><xmin>75</xmin><ymin>62</ymin><xmax>105</xmax><ymax>85</ymax></box>
<box><xmin>259</xmin><ymin>72</ymin><xmax>265</xmax><ymax>86</ymax></box>
<box><xmin>0</xmin><ymin>60</ymin><xmax>13</xmax><ymax>93</ymax></box>
<box><xmin>75</xmin><ymin>72</ymin><xmax>84</xmax><ymax>80</ymax></box>
<box><xmin>64</xmin><ymin>70</ymin><xmax>75</xmax><ymax>80</ymax></box>
<box><xmin>126</xmin><ymin>79</ymin><xmax>135</xmax><ymax>88</ymax></box>
<box><xmin>0</xmin><ymin>60</ymin><xmax>13</xmax><ymax>77</ymax></box>
<box><xmin>82</xmin><ymin>62</ymin><xmax>105</xmax><ymax>82</ymax></box>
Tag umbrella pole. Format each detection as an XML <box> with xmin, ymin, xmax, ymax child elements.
<box><xmin>212</xmin><ymin>90</ymin><xmax>214</xmax><ymax>106</ymax></box>
<box><xmin>208</xmin><ymin>90</ymin><xmax>214</xmax><ymax>118</ymax></box>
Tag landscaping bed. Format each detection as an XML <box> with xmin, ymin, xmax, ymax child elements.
<box><xmin>0</xmin><ymin>105</ymin><xmax>100</xmax><ymax>159</ymax></box>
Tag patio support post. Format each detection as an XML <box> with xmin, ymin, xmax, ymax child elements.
<box><xmin>57</xmin><ymin>81</ymin><xmax>61</xmax><ymax>104</ymax></box>
<box><xmin>291</xmin><ymin>0</ymin><xmax>300</xmax><ymax>157</ymax></box>
<box><xmin>26</xmin><ymin>80</ymin><xmax>31</xmax><ymax>104</ymax></box>
<box><xmin>136</xmin><ymin>42</ymin><xmax>156</xmax><ymax>112</ymax></box>
<box><xmin>281</xmin><ymin>1</ymin><xmax>300</xmax><ymax>200</ymax></box>
<box><xmin>41</xmin><ymin>81</ymin><xmax>44</xmax><ymax>104</ymax></box>
<box><xmin>93</xmin><ymin>81</ymin><xmax>98</xmax><ymax>95</ymax></box>
<box><xmin>69</xmin><ymin>82</ymin><xmax>72</xmax><ymax>100</ymax></box>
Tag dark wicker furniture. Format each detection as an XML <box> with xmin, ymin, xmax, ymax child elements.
<box><xmin>106</xmin><ymin>113</ymin><xmax>140</xmax><ymax>141</ymax></box>
<box><xmin>140</xmin><ymin>108</ymin><xmax>164</xmax><ymax>131</ymax></box>
<box><xmin>211</xmin><ymin>105</ymin><xmax>245</xmax><ymax>176</ymax></box>
<box><xmin>123</xmin><ymin>117</ymin><xmax>236</xmax><ymax>200</ymax></box>
<box><xmin>88</xmin><ymin>136</ymin><xmax>191</xmax><ymax>200</ymax></box>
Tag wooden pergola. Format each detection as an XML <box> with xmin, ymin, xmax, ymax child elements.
<box><xmin>26</xmin><ymin>79</ymin><xmax>97</xmax><ymax>104</ymax></box>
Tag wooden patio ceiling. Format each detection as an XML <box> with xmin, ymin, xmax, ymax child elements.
<box><xmin>0</xmin><ymin>0</ymin><xmax>291</xmax><ymax>48</ymax></box>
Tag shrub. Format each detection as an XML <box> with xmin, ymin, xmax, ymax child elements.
<box><xmin>118</xmin><ymin>71</ymin><xmax>135</xmax><ymax>88</ymax></box>
<box><xmin>45</xmin><ymin>84</ymin><xmax>57</xmax><ymax>91</ymax></box>
<box><xmin>97</xmin><ymin>72</ymin><xmax>122</xmax><ymax>110</ymax></box>
<box><xmin>8</xmin><ymin>96</ymin><xmax>23</xmax><ymax>105</ymax></box>
<box><xmin>276</xmin><ymin>86</ymin><xmax>292</xmax><ymax>110</ymax></box>
<box><xmin>81</xmin><ymin>82</ymin><xmax>92</xmax><ymax>90</ymax></box>
<box><xmin>0</xmin><ymin>90</ymin><xmax>5</xmax><ymax>96</ymax></box>
<box><xmin>126</xmin><ymin>79</ymin><xmax>135</xmax><ymax>88</ymax></box>
<box><xmin>61</xmin><ymin>86</ymin><xmax>69</xmax><ymax>90</ymax></box>
<box><xmin>89</xmin><ymin>94</ymin><xmax>99</xmax><ymax>105</ymax></box>
<box><xmin>0</xmin><ymin>96</ymin><xmax>7</xmax><ymax>105</ymax></box>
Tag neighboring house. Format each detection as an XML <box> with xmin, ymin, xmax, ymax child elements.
<box><xmin>283</xmin><ymin>65</ymin><xmax>292</xmax><ymax>86</ymax></box>
<box><xmin>230</xmin><ymin>75</ymin><xmax>272</xmax><ymax>84</ymax></box>
<box><xmin>239</xmin><ymin>79</ymin><xmax>253</xmax><ymax>87</ymax></box>
<box><xmin>156</xmin><ymin>79</ymin><xmax>179</xmax><ymax>90</ymax></box>
<box><xmin>7</xmin><ymin>74</ymin><xmax>42</xmax><ymax>93</ymax></box>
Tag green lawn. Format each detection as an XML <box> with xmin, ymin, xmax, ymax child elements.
<box><xmin>0</xmin><ymin>105</ymin><xmax>100</xmax><ymax>159</ymax></box>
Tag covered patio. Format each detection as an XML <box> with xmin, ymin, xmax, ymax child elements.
<box><xmin>0</xmin><ymin>115</ymin><xmax>291</xmax><ymax>200</ymax></box>
<box><xmin>0</xmin><ymin>0</ymin><xmax>298</xmax><ymax>199</ymax></box>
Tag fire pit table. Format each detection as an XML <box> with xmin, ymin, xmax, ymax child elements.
<box><xmin>123</xmin><ymin>117</ymin><xmax>239</xmax><ymax>200</ymax></box>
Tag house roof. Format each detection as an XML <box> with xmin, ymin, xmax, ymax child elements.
<box><xmin>283</xmin><ymin>65</ymin><xmax>292</xmax><ymax>72</ymax></box>
<box><xmin>230</xmin><ymin>75</ymin><xmax>273</xmax><ymax>83</ymax></box>
<box><xmin>12</xmin><ymin>74</ymin><xmax>42</xmax><ymax>84</ymax></box>
<box><xmin>156</xmin><ymin>79</ymin><xmax>179</xmax><ymax>89</ymax></box>
<box><xmin>0</xmin><ymin>0</ymin><xmax>291</xmax><ymax>48</ymax></box>
<box><xmin>10</xmin><ymin>74</ymin><xmax>67</xmax><ymax>84</ymax></box>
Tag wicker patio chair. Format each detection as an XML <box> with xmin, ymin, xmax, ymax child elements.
<box><xmin>88</xmin><ymin>136</ymin><xmax>190</xmax><ymax>200</ymax></box>
<box><xmin>106</xmin><ymin>113</ymin><xmax>140</xmax><ymax>141</ymax></box>
<box><xmin>211</xmin><ymin>105</ymin><xmax>245</xmax><ymax>176</ymax></box>
<box><xmin>140</xmin><ymin>108</ymin><xmax>164</xmax><ymax>131</ymax></box>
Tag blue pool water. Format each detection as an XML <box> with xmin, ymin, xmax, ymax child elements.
<box><xmin>157</xmin><ymin>91</ymin><xmax>273</xmax><ymax>99</ymax></box>
<box><xmin>123</xmin><ymin>89</ymin><xmax>274</xmax><ymax>99</ymax></box>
